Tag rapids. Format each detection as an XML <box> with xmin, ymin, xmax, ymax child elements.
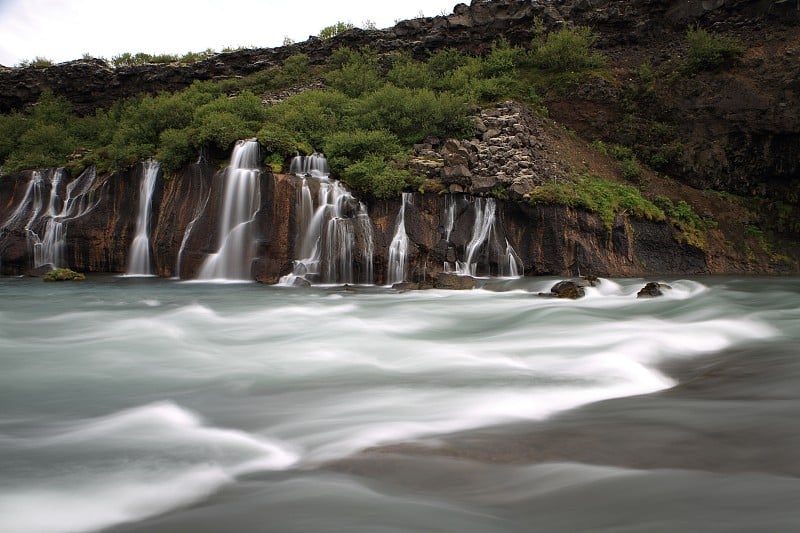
<box><xmin>0</xmin><ymin>276</ymin><xmax>799</xmax><ymax>532</ymax></box>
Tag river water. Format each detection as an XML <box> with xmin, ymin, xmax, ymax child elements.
<box><xmin>1</xmin><ymin>276</ymin><xmax>798</xmax><ymax>532</ymax></box>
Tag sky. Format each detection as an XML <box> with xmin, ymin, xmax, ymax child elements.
<box><xmin>0</xmin><ymin>0</ymin><xmax>460</xmax><ymax>67</ymax></box>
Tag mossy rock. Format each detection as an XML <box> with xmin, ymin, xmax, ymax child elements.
<box><xmin>43</xmin><ymin>268</ymin><xmax>86</xmax><ymax>282</ymax></box>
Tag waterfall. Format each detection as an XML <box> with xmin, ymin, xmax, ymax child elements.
<box><xmin>126</xmin><ymin>160</ymin><xmax>160</xmax><ymax>276</ymax></box>
<box><xmin>447</xmin><ymin>197</ymin><xmax>522</xmax><ymax>278</ymax></box>
<box><xmin>1</xmin><ymin>168</ymin><xmax>98</xmax><ymax>270</ymax></box>
<box><xmin>281</xmin><ymin>176</ymin><xmax>374</xmax><ymax>286</ymax></box>
<box><xmin>387</xmin><ymin>192</ymin><xmax>411</xmax><ymax>285</ymax></box>
<box><xmin>457</xmin><ymin>198</ymin><xmax>497</xmax><ymax>276</ymax></box>
<box><xmin>175</xmin><ymin>180</ymin><xmax>212</xmax><ymax>279</ymax></box>
<box><xmin>357</xmin><ymin>204</ymin><xmax>374</xmax><ymax>284</ymax></box>
<box><xmin>197</xmin><ymin>140</ymin><xmax>261</xmax><ymax>281</ymax></box>
<box><xmin>502</xmin><ymin>239</ymin><xmax>523</xmax><ymax>277</ymax></box>
<box><xmin>444</xmin><ymin>194</ymin><xmax>455</xmax><ymax>242</ymax></box>
<box><xmin>289</xmin><ymin>152</ymin><xmax>330</xmax><ymax>179</ymax></box>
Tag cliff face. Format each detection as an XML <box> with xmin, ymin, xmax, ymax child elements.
<box><xmin>0</xmin><ymin>165</ymin><xmax>709</xmax><ymax>281</ymax></box>
<box><xmin>0</xmin><ymin>0</ymin><xmax>797</xmax><ymax>279</ymax></box>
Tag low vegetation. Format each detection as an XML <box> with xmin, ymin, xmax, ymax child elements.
<box><xmin>685</xmin><ymin>24</ymin><xmax>743</xmax><ymax>71</ymax></box>
<box><xmin>0</xmin><ymin>24</ymin><xmax>611</xmax><ymax>199</ymax></box>
<box><xmin>528</xmin><ymin>175</ymin><xmax>665</xmax><ymax>230</ymax></box>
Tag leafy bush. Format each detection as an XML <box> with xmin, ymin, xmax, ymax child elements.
<box><xmin>528</xmin><ymin>26</ymin><xmax>605</xmax><ymax>72</ymax></box>
<box><xmin>325</xmin><ymin>47</ymin><xmax>383</xmax><ymax>97</ymax></box>
<box><xmin>355</xmin><ymin>84</ymin><xmax>472</xmax><ymax>145</ymax></box>
<box><xmin>18</xmin><ymin>57</ymin><xmax>54</xmax><ymax>68</ymax></box>
<box><xmin>341</xmin><ymin>155</ymin><xmax>414</xmax><ymax>199</ymax></box>
<box><xmin>323</xmin><ymin>129</ymin><xmax>404</xmax><ymax>174</ymax></box>
<box><xmin>319</xmin><ymin>21</ymin><xmax>355</xmax><ymax>40</ymax></box>
<box><xmin>686</xmin><ymin>25</ymin><xmax>742</xmax><ymax>71</ymax></box>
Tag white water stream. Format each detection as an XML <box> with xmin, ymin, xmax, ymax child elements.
<box><xmin>197</xmin><ymin>140</ymin><xmax>261</xmax><ymax>281</ymax></box>
<box><xmin>125</xmin><ymin>160</ymin><xmax>160</xmax><ymax>276</ymax></box>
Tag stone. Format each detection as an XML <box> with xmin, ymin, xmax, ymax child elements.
<box><xmin>441</xmin><ymin>164</ymin><xmax>472</xmax><ymax>181</ymax></box>
<box><xmin>548</xmin><ymin>280</ymin><xmax>586</xmax><ymax>299</ymax></box>
<box><xmin>392</xmin><ymin>281</ymin><xmax>421</xmax><ymax>291</ymax></box>
<box><xmin>637</xmin><ymin>282</ymin><xmax>672</xmax><ymax>298</ymax></box>
<box><xmin>435</xmin><ymin>273</ymin><xmax>476</xmax><ymax>290</ymax></box>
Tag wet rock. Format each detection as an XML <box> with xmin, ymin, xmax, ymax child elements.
<box><xmin>435</xmin><ymin>273</ymin><xmax>476</xmax><ymax>290</ymax></box>
<box><xmin>547</xmin><ymin>280</ymin><xmax>586</xmax><ymax>299</ymax></box>
<box><xmin>43</xmin><ymin>268</ymin><xmax>85</xmax><ymax>282</ymax></box>
<box><xmin>290</xmin><ymin>277</ymin><xmax>311</xmax><ymax>287</ymax></box>
<box><xmin>392</xmin><ymin>281</ymin><xmax>421</xmax><ymax>291</ymax></box>
<box><xmin>637</xmin><ymin>282</ymin><xmax>672</xmax><ymax>298</ymax></box>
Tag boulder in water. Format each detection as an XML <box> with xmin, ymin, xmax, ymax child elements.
<box><xmin>544</xmin><ymin>280</ymin><xmax>586</xmax><ymax>299</ymax></box>
<box><xmin>637</xmin><ymin>282</ymin><xmax>672</xmax><ymax>298</ymax></box>
<box><xmin>43</xmin><ymin>268</ymin><xmax>86</xmax><ymax>282</ymax></box>
<box><xmin>392</xmin><ymin>281</ymin><xmax>421</xmax><ymax>291</ymax></box>
<box><xmin>435</xmin><ymin>273</ymin><xmax>476</xmax><ymax>290</ymax></box>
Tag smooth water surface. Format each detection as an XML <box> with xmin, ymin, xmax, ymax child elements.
<box><xmin>1</xmin><ymin>276</ymin><xmax>799</xmax><ymax>532</ymax></box>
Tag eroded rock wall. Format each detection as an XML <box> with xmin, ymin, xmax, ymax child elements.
<box><xmin>0</xmin><ymin>165</ymin><xmax>709</xmax><ymax>280</ymax></box>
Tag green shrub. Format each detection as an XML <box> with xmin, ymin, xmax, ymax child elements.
<box><xmin>529</xmin><ymin>26</ymin><xmax>605</xmax><ymax>72</ymax></box>
<box><xmin>355</xmin><ymin>84</ymin><xmax>472</xmax><ymax>145</ymax></box>
<box><xmin>387</xmin><ymin>53</ymin><xmax>433</xmax><ymax>89</ymax></box>
<box><xmin>341</xmin><ymin>154</ymin><xmax>413</xmax><ymax>199</ymax></box>
<box><xmin>319</xmin><ymin>21</ymin><xmax>355</xmax><ymax>40</ymax></box>
<box><xmin>325</xmin><ymin>47</ymin><xmax>383</xmax><ymax>97</ymax></box>
<box><xmin>323</xmin><ymin>129</ymin><xmax>404</xmax><ymax>174</ymax></box>
<box><xmin>18</xmin><ymin>57</ymin><xmax>54</xmax><ymax>67</ymax></box>
<box><xmin>620</xmin><ymin>157</ymin><xmax>642</xmax><ymax>182</ymax></box>
<box><xmin>686</xmin><ymin>25</ymin><xmax>742</xmax><ymax>71</ymax></box>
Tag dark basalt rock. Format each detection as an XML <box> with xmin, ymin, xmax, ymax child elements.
<box><xmin>546</xmin><ymin>280</ymin><xmax>587</xmax><ymax>299</ymax></box>
<box><xmin>434</xmin><ymin>273</ymin><xmax>476</xmax><ymax>290</ymax></box>
<box><xmin>637</xmin><ymin>282</ymin><xmax>672</xmax><ymax>298</ymax></box>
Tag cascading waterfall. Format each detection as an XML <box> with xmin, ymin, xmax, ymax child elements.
<box><xmin>281</xmin><ymin>155</ymin><xmax>375</xmax><ymax>285</ymax></box>
<box><xmin>197</xmin><ymin>140</ymin><xmax>261</xmax><ymax>281</ymax></box>
<box><xmin>387</xmin><ymin>192</ymin><xmax>411</xmax><ymax>285</ymax></box>
<box><xmin>175</xmin><ymin>188</ymin><xmax>211</xmax><ymax>279</ymax></box>
<box><xmin>502</xmin><ymin>239</ymin><xmax>523</xmax><ymax>278</ymax></box>
<box><xmin>126</xmin><ymin>160</ymin><xmax>160</xmax><ymax>276</ymax></box>
<box><xmin>1</xmin><ymin>168</ymin><xmax>99</xmax><ymax>270</ymax></box>
<box><xmin>289</xmin><ymin>152</ymin><xmax>330</xmax><ymax>179</ymax></box>
<box><xmin>457</xmin><ymin>198</ymin><xmax>497</xmax><ymax>276</ymax></box>
<box><xmin>445</xmin><ymin>197</ymin><xmax>522</xmax><ymax>278</ymax></box>
<box><xmin>444</xmin><ymin>194</ymin><xmax>456</xmax><ymax>243</ymax></box>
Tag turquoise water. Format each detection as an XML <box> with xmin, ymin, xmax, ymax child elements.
<box><xmin>1</xmin><ymin>276</ymin><xmax>799</xmax><ymax>532</ymax></box>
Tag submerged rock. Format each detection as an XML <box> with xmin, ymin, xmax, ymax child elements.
<box><xmin>435</xmin><ymin>273</ymin><xmax>476</xmax><ymax>290</ymax></box>
<box><xmin>392</xmin><ymin>281</ymin><xmax>421</xmax><ymax>291</ymax></box>
<box><xmin>43</xmin><ymin>268</ymin><xmax>86</xmax><ymax>282</ymax></box>
<box><xmin>637</xmin><ymin>282</ymin><xmax>672</xmax><ymax>298</ymax></box>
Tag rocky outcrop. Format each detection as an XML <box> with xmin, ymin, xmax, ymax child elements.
<box><xmin>417</xmin><ymin>101</ymin><xmax>571</xmax><ymax>199</ymax></box>
<box><xmin>4</xmin><ymin>0</ymin><xmax>796</xmax><ymax>114</ymax></box>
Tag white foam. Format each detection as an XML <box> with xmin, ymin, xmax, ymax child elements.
<box><xmin>0</xmin><ymin>466</ymin><xmax>231</xmax><ymax>533</ymax></box>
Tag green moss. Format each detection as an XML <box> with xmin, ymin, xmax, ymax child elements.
<box><xmin>43</xmin><ymin>268</ymin><xmax>86</xmax><ymax>282</ymax></box>
<box><xmin>529</xmin><ymin>175</ymin><xmax>665</xmax><ymax>230</ymax></box>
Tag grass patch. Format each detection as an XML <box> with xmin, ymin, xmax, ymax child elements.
<box><xmin>528</xmin><ymin>175</ymin><xmax>665</xmax><ymax>230</ymax></box>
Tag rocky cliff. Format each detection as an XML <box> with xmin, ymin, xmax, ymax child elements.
<box><xmin>0</xmin><ymin>161</ymin><xmax>711</xmax><ymax>281</ymax></box>
<box><xmin>0</xmin><ymin>0</ymin><xmax>798</xmax><ymax>279</ymax></box>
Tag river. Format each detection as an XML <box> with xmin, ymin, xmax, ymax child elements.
<box><xmin>1</xmin><ymin>276</ymin><xmax>798</xmax><ymax>532</ymax></box>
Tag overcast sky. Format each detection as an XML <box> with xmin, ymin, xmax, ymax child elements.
<box><xmin>0</xmin><ymin>0</ymin><xmax>460</xmax><ymax>67</ymax></box>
